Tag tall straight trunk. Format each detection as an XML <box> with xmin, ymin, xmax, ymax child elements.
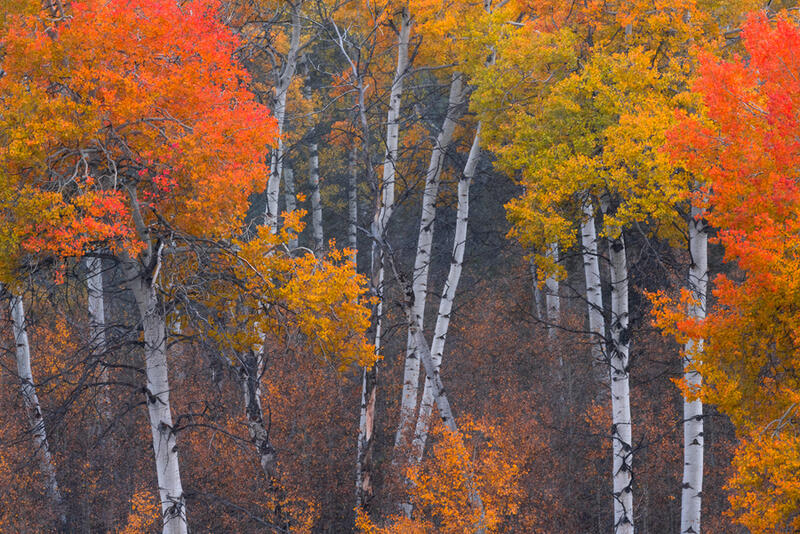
<box><xmin>356</xmin><ymin>10</ymin><xmax>412</xmax><ymax>510</ymax></box>
<box><xmin>309</xmin><ymin>141</ymin><xmax>323</xmax><ymax>254</ymax></box>
<box><xmin>395</xmin><ymin>74</ymin><xmax>465</xmax><ymax>451</ymax></box>
<box><xmin>284</xmin><ymin>166</ymin><xmax>298</xmax><ymax>250</ymax></box>
<box><xmin>681</xmin><ymin>205</ymin><xmax>706</xmax><ymax>534</ymax></box>
<box><xmin>8</xmin><ymin>291</ymin><xmax>66</xmax><ymax>528</ymax></box>
<box><xmin>608</xmin><ymin>233</ymin><xmax>633</xmax><ymax>534</ymax></box>
<box><xmin>530</xmin><ymin>258</ymin><xmax>545</xmax><ymax>321</ymax></box>
<box><xmin>348</xmin><ymin>145</ymin><xmax>358</xmax><ymax>268</ymax></box>
<box><xmin>86</xmin><ymin>256</ymin><xmax>110</xmax><ymax>418</ymax></box>
<box><xmin>265</xmin><ymin>5</ymin><xmax>302</xmax><ymax>233</ymax></box>
<box><xmin>545</xmin><ymin>243</ymin><xmax>560</xmax><ymax>337</ymax></box>
<box><xmin>580</xmin><ymin>203</ymin><xmax>607</xmax><ymax>382</ymax></box>
<box><xmin>411</xmin><ymin>125</ymin><xmax>481</xmax><ymax>464</ymax></box>
<box><xmin>123</xmin><ymin>260</ymin><xmax>187</xmax><ymax>534</ymax></box>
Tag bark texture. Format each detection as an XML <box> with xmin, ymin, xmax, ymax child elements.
<box><xmin>9</xmin><ymin>291</ymin><xmax>66</xmax><ymax>528</ymax></box>
<box><xmin>396</xmin><ymin>74</ymin><xmax>465</xmax><ymax>451</ymax></box>
<box><xmin>86</xmin><ymin>256</ymin><xmax>110</xmax><ymax>418</ymax></box>
<box><xmin>411</xmin><ymin>125</ymin><xmax>481</xmax><ymax>463</ymax></box>
<box><xmin>265</xmin><ymin>5</ymin><xmax>301</xmax><ymax>232</ymax></box>
<box><xmin>545</xmin><ymin>243</ymin><xmax>560</xmax><ymax>337</ymax></box>
<box><xmin>608</xmin><ymin>234</ymin><xmax>633</xmax><ymax>534</ymax></box>
<box><xmin>580</xmin><ymin>204</ymin><xmax>607</xmax><ymax>385</ymax></box>
<box><xmin>681</xmin><ymin>205</ymin><xmax>706</xmax><ymax>534</ymax></box>
<box><xmin>356</xmin><ymin>10</ymin><xmax>412</xmax><ymax>509</ymax></box>
<box><xmin>309</xmin><ymin>141</ymin><xmax>324</xmax><ymax>254</ymax></box>
<box><xmin>124</xmin><ymin>261</ymin><xmax>187</xmax><ymax>534</ymax></box>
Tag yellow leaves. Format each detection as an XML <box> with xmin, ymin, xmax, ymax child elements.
<box><xmin>728</xmin><ymin>430</ymin><xmax>800</xmax><ymax>532</ymax></box>
<box><xmin>119</xmin><ymin>488</ymin><xmax>160</xmax><ymax>534</ymax></box>
<box><xmin>360</xmin><ymin>417</ymin><xmax>524</xmax><ymax>534</ymax></box>
<box><xmin>198</xmin><ymin>226</ymin><xmax>376</xmax><ymax>373</ymax></box>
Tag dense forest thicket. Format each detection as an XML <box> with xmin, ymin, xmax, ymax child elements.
<box><xmin>0</xmin><ymin>0</ymin><xmax>799</xmax><ymax>532</ymax></box>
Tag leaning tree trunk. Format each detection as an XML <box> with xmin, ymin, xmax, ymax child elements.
<box><xmin>411</xmin><ymin>125</ymin><xmax>481</xmax><ymax>464</ymax></box>
<box><xmin>124</xmin><ymin>262</ymin><xmax>187</xmax><ymax>534</ymax></box>
<box><xmin>681</xmin><ymin>204</ymin><xmax>707</xmax><ymax>534</ymax></box>
<box><xmin>309</xmin><ymin>141</ymin><xmax>324</xmax><ymax>254</ymax></box>
<box><xmin>8</xmin><ymin>291</ymin><xmax>66</xmax><ymax>528</ymax></box>
<box><xmin>392</xmin><ymin>241</ymin><xmax>486</xmax><ymax>533</ymax></box>
<box><xmin>395</xmin><ymin>73</ymin><xmax>465</xmax><ymax>452</ymax></box>
<box><xmin>580</xmin><ymin>203</ymin><xmax>607</xmax><ymax>385</ymax></box>
<box><xmin>608</xmin><ymin>233</ymin><xmax>634</xmax><ymax>534</ymax></box>
<box><xmin>355</xmin><ymin>9</ymin><xmax>411</xmax><ymax>510</ymax></box>
<box><xmin>265</xmin><ymin>4</ymin><xmax>302</xmax><ymax>233</ymax></box>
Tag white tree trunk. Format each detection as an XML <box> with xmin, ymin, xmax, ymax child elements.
<box><xmin>681</xmin><ymin>205</ymin><xmax>706</xmax><ymax>534</ymax></box>
<box><xmin>545</xmin><ymin>243</ymin><xmax>560</xmax><ymax>337</ymax></box>
<box><xmin>608</xmin><ymin>234</ymin><xmax>634</xmax><ymax>534</ymax></box>
<box><xmin>401</xmin><ymin>256</ymin><xmax>486</xmax><ymax>534</ymax></box>
<box><xmin>530</xmin><ymin>258</ymin><xmax>545</xmax><ymax>321</ymax></box>
<box><xmin>411</xmin><ymin>125</ymin><xmax>481</xmax><ymax>464</ymax></box>
<box><xmin>356</xmin><ymin>11</ymin><xmax>411</xmax><ymax>508</ymax></box>
<box><xmin>580</xmin><ymin>203</ymin><xmax>607</xmax><ymax>383</ymax></box>
<box><xmin>86</xmin><ymin>256</ymin><xmax>110</xmax><ymax>419</ymax></box>
<box><xmin>240</xmin><ymin>350</ymin><xmax>277</xmax><ymax>483</ymax></box>
<box><xmin>395</xmin><ymin>74</ymin><xmax>465</xmax><ymax>451</ymax></box>
<box><xmin>8</xmin><ymin>291</ymin><xmax>66</xmax><ymax>527</ymax></box>
<box><xmin>348</xmin><ymin>145</ymin><xmax>358</xmax><ymax>268</ymax></box>
<box><xmin>284</xmin><ymin>166</ymin><xmax>298</xmax><ymax>250</ymax></box>
<box><xmin>124</xmin><ymin>263</ymin><xmax>187</xmax><ymax>534</ymax></box>
<box><xmin>309</xmin><ymin>142</ymin><xmax>324</xmax><ymax>254</ymax></box>
<box><xmin>265</xmin><ymin>5</ymin><xmax>302</xmax><ymax>233</ymax></box>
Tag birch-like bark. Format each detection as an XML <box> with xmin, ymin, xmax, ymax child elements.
<box><xmin>356</xmin><ymin>10</ymin><xmax>411</xmax><ymax>509</ymax></box>
<box><xmin>545</xmin><ymin>243</ymin><xmax>560</xmax><ymax>337</ymax></box>
<box><xmin>8</xmin><ymin>291</ymin><xmax>66</xmax><ymax>528</ymax></box>
<box><xmin>681</xmin><ymin>204</ymin><xmax>706</xmax><ymax>534</ymax></box>
<box><xmin>530</xmin><ymin>258</ymin><xmax>545</xmax><ymax>321</ymax></box>
<box><xmin>86</xmin><ymin>256</ymin><xmax>110</xmax><ymax>419</ymax></box>
<box><xmin>608</xmin><ymin>233</ymin><xmax>634</xmax><ymax>534</ymax></box>
<box><xmin>347</xmin><ymin>145</ymin><xmax>358</xmax><ymax>268</ymax></box>
<box><xmin>580</xmin><ymin>203</ymin><xmax>607</xmax><ymax>384</ymax></box>
<box><xmin>265</xmin><ymin>4</ymin><xmax>302</xmax><ymax>233</ymax></box>
<box><xmin>411</xmin><ymin>125</ymin><xmax>481</xmax><ymax>464</ymax></box>
<box><xmin>284</xmin><ymin>166</ymin><xmax>298</xmax><ymax>250</ymax></box>
<box><xmin>395</xmin><ymin>74</ymin><xmax>465</xmax><ymax>451</ymax></box>
<box><xmin>240</xmin><ymin>350</ymin><xmax>277</xmax><ymax>483</ymax></box>
<box><xmin>122</xmin><ymin>257</ymin><xmax>187</xmax><ymax>534</ymax></box>
<box><xmin>309</xmin><ymin>141</ymin><xmax>323</xmax><ymax>254</ymax></box>
<box><xmin>398</xmin><ymin>258</ymin><xmax>486</xmax><ymax>533</ymax></box>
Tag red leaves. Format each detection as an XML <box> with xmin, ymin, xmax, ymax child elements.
<box><xmin>666</xmin><ymin>13</ymin><xmax>800</xmax><ymax>530</ymax></box>
<box><xmin>0</xmin><ymin>0</ymin><xmax>278</xmax><ymax>280</ymax></box>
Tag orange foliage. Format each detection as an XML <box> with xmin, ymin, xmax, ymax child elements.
<box><xmin>663</xmin><ymin>11</ymin><xmax>800</xmax><ymax>531</ymax></box>
<box><xmin>0</xmin><ymin>0</ymin><xmax>276</xmax><ymax>281</ymax></box>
